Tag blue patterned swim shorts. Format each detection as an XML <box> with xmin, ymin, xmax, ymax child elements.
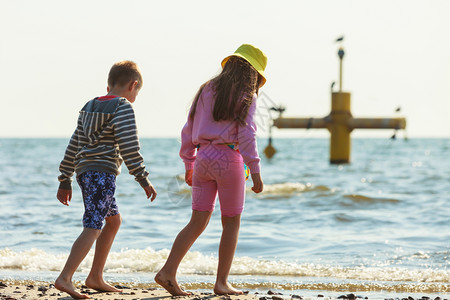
<box><xmin>76</xmin><ymin>170</ymin><xmax>119</xmax><ymax>230</ymax></box>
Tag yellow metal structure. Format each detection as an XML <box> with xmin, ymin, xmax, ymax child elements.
<box><xmin>272</xmin><ymin>92</ymin><xmax>406</xmax><ymax>163</ymax></box>
<box><xmin>264</xmin><ymin>142</ymin><xmax>276</xmax><ymax>159</ymax></box>
<box><xmin>329</xmin><ymin>92</ymin><xmax>351</xmax><ymax>163</ymax></box>
<box><xmin>269</xmin><ymin>45</ymin><xmax>406</xmax><ymax>163</ymax></box>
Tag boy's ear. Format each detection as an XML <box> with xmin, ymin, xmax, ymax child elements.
<box><xmin>129</xmin><ymin>80</ymin><xmax>138</xmax><ymax>91</ymax></box>
<box><xmin>107</xmin><ymin>86</ymin><xmax>110</xmax><ymax>92</ymax></box>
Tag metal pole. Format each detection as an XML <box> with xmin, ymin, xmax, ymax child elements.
<box><xmin>338</xmin><ymin>47</ymin><xmax>345</xmax><ymax>92</ymax></box>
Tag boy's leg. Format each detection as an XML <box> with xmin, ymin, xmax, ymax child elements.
<box><xmin>56</xmin><ymin>171</ymin><xmax>118</xmax><ymax>298</ymax></box>
<box><xmin>214</xmin><ymin>214</ymin><xmax>243</xmax><ymax>295</ymax></box>
<box><xmin>85</xmin><ymin>213</ymin><xmax>122</xmax><ymax>292</ymax></box>
<box><xmin>155</xmin><ymin>210</ymin><xmax>213</xmax><ymax>296</ymax></box>
<box><xmin>55</xmin><ymin>228</ymin><xmax>101</xmax><ymax>299</ymax></box>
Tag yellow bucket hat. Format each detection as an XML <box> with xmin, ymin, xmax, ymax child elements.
<box><xmin>221</xmin><ymin>44</ymin><xmax>268</xmax><ymax>87</ymax></box>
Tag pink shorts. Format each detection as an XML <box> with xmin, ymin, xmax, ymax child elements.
<box><xmin>192</xmin><ymin>144</ymin><xmax>246</xmax><ymax>217</ymax></box>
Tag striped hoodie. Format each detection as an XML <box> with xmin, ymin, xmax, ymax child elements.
<box><xmin>58</xmin><ymin>95</ymin><xmax>150</xmax><ymax>190</ymax></box>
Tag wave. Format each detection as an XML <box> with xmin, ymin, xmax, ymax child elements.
<box><xmin>181</xmin><ymin>282</ymin><xmax>450</xmax><ymax>294</ymax></box>
<box><xmin>252</xmin><ymin>182</ymin><xmax>329</xmax><ymax>196</ymax></box>
<box><xmin>169</xmin><ymin>182</ymin><xmax>330</xmax><ymax>198</ymax></box>
<box><xmin>169</xmin><ymin>180</ymin><xmax>403</xmax><ymax>204</ymax></box>
<box><xmin>343</xmin><ymin>194</ymin><xmax>400</xmax><ymax>204</ymax></box>
<box><xmin>170</xmin><ymin>181</ymin><xmax>404</xmax><ymax>206</ymax></box>
<box><xmin>1</xmin><ymin>248</ymin><xmax>448</xmax><ymax>284</ymax></box>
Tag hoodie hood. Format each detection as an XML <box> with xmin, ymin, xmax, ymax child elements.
<box><xmin>79</xmin><ymin>97</ymin><xmax>124</xmax><ymax>144</ymax></box>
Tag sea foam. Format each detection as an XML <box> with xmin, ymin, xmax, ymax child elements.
<box><xmin>1</xmin><ymin>248</ymin><xmax>448</xmax><ymax>284</ymax></box>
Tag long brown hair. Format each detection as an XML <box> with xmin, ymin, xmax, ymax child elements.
<box><xmin>189</xmin><ymin>56</ymin><xmax>262</xmax><ymax>126</ymax></box>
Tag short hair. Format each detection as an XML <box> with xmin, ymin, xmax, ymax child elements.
<box><xmin>108</xmin><ymin>60</ymin><xmax>143</xmax><ymax>90</ymax></box>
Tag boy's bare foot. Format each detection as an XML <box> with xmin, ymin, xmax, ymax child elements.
<box><xmin>85</xmin><ymin>276</ymin><xmax>122</xmax><ymax>293</ymax></box>
<box><xmin>214</xmin><ymin>281</ymin><xmax>243</xmax><ymax>295</ymax></box>
<box><xmin>155</xmin><ymin>271</ymin><xmax>191</xmax><ymax>296</ymax></box>
<box><xmin>55</xmin><ymin>277</ymin><xmax>90</xmax><ymax>299</ymax></box>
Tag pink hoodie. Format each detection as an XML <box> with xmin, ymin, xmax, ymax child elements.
<box><xmin>180</xmin><ymin>82</ymin><xmax>261</xmax><ymax>174</ymax></box>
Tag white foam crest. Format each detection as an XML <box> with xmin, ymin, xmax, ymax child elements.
<box><xmin>231</xmin><ymin>256</ymin><xmax>450</xmax><ymax>282</ymax></box>
<box><xmin>0</xmin><ymin>248</ymin><xmax>66</xmax><ymax>272</ymax></box>
<box><xmin>0</xmin><ymin>248</ymin><xmax>448</xmax><ymax>283</ymax></box>
<box><xmin>249</xmin><ymin>182</ymin><xmax>329</xmax><ymax>196</ymax></box>
<box><xmin>172</xmin><ymin>181</ymin><xmax>328</xmax><ymax>197</ymax></box>
<box><xmin>261</xmin><ymin>182</ymin><xmax>308</xmax><ymax>194</ymax></box>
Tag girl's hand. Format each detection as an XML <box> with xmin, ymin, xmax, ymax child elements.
<box><xmin>185</xmin><ymin>169</ymin><xmax>194</xmax><ymax>186</ymax></box>
<box><xmin>57</xmin><ymin>188</ymin><xmax>72</xmax><ymax>206</ymax></box>
<box><xmin>251</xmin><ymin>173</ymin><xmax>263</xmax><ymax>193</ymax></box>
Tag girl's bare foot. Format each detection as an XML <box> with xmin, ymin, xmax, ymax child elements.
<box><xmin>155</xmin><ymin>271</ymin><xmax>191</xmax><ymax>296</ymax></box>
<box><xmin>214</xmin><ymin>281</ymin><xmax>243</xmax><ymax>295</ymax></box>
<box><xmin>85</xmin><ymin>276</ymin><xmax>122</xmax><ymax>293</ymax></box>
<box><xmin>55</xmin><ymin>277</ymin><xmax>90</xmax><ymax>299</ymax></box>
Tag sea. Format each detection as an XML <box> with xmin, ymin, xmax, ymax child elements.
<box><xmin>0</xmin><ymin>138</ymin><xmax>449</xmax><ymax>299</ymax></box>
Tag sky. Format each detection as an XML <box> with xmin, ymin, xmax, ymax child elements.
<box><xmin>1</xmin><ymin>0</ymin><xmax>449</xmax><ymax>138</ymax></box>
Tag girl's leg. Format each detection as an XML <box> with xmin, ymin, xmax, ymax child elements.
<box><xmin>155</xmin><ymin>210</ymin><xmax>213</xmax><ymax>296</ymax></box>
<box><xmin>214</xmin><ymin>154</ymin><xmax>245</xmax><ymax>295</ymax></box>
<box><xmin>214</xmin><ymin>214</ymin><xmax>243</xmax><ymax>295</ymax></box>
<box><xmin>85</xmin><ymin>213</ymin><xmax>122</xmax><ymax>292</ymax></box>
<box><xmin>55</xmin><ymin>228</ymin><xmax>101</xmax><ymax>299</ymax></box>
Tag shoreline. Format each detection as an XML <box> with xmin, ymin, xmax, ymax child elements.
<box><xmin>1</xmin><ymin>281</ymin><xmax>448</xmax><ymax>300</ymax></box>
<box><xmin>0</xmin><ymin>281</ymin><xmax>258</xmax><ymax>300</ymax></box>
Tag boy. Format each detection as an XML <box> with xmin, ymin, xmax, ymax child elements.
<box><xmin>55</xmin><ymin>60</ymin><xmax>157</xmax><ymax>299</ymax></box>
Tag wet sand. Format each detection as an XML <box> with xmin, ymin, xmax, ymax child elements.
<box><xmin>0</xmin><ymin>281</ymin><xmax>259</xmax><ymax>300</ymax></box>
<box><xmin>0</xmin><ymin>281</ymin><xmax>448</xmax><ymax>300</ymax></box>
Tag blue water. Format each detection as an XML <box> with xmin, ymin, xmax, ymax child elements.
<box><xmin>0</xmin><ymin>138</ymin><xmax>449</xmax><ymax>298</ymax></box>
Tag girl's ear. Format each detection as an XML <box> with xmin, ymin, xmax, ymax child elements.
<box><xmin>107</xmin><ymin>86</ymin><xmax>110</xmax><ymax>93</ymax></box>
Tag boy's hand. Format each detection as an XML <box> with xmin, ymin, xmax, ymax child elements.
<box><xmin>57</xmin><ymin>188</ymin><xmax>72</xmax><ymax>206</ymax></box>
<box><xmin>251</xmin><ymin>173</ymin><xmax>264</xmax><ymax>193</ymax></box>
<box><xmin>144</xmin><ymin>184</ymin><xmax>157</xmax><ymax>202</ymax></box>
<box><xmin>185</xmin><ymin>169</ymin><xmax>193</xmax><ymax>186</ymax></box>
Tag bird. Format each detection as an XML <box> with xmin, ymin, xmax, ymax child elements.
<box><xmin>335</xmin><ymin>36</ymin><xmax>344</xmax><ymax>43</ymax></box>
<box><xmin>270</xmin><ymin>106</ymin><xmax>286</xmax><ymax>118</ymax></box>
<box><xmin>395</xmin><ymin>106</ymin><xmax>401</xmax><ymax>112</ymax></box>
<box><xmin>270</xmin><ymin>106</ymin><xmax>286</xmax><ymax>114</ymax></box>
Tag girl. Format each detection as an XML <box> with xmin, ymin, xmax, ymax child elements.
<box><xmin>155</xmin><ymin>44</ymin><xmax>267</xmax><ymax>296</ymax></box>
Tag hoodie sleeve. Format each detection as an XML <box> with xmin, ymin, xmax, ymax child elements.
<box><xmin>237</xmin><ymin>94</ymin><xmax>261</xmax><ymax>174</ymax></box>
<box><xmin>179</xmin><ymin>103</ymin><xmax>197</xmax><ymax>170</ymax></box>
<box><xmin>113</xmin><ymin>101</ymin><xmax>150</xmax><ymax>187</ymax></box>
<box><xmin>58</xmin><ymin>127</ymin><xmax>79</xmax><ymax>190</ymax></box>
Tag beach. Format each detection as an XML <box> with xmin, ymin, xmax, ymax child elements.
<box><xmin>0</xmin><ymin>138</ymin><xmax>449</xmax><ymax>300</ymax></box>
<box><xmin>0</xmin><ymin>281</ymin><xmax>258</xmax><ymax>300</ymax></box>
<box><xmin>0</xmin><ymin>280</ymin><xmax>448</xmax><ymax>300</ymax></box>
